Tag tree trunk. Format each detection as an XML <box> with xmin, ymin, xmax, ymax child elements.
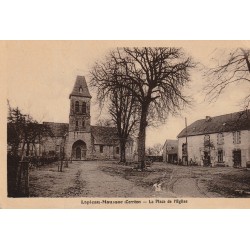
<box><xmin>20</xmin><ymin>141</ymin><xmax>26</xmax><ymax>160</ymax></box>
<box><xmin>138</xmin><ymin>105</ymin><xmax>148</xmax><ymax>169</ymax></box>
<box><xmin>26</xmin><ymin>142</ymin><xmax>30</xmax><ymax>157</ymax></box>
<box><xmin>120</xmin><ymin>139</ymin><xmax>126</xmax><ymax>163</ymax></box>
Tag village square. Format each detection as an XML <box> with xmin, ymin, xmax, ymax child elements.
<box><xmin>7</xmin><ymin>44</ymin><xmax>250</xmax><ymax>198</ymax></box>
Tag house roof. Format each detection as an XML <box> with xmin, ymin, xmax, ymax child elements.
<box><xmin>163</xmin><ymin>139</ymin><xmax>178</xmax><ymax>146</ymax></box>
<box><xmin>91</xmin><ymin>126</ymin><xmax>120</xmax><ymax>145</ymax></box>
<box><xmin>43</xmin><ymin>122</ymin><xmax>69</xmax><ymax>137</ymax></box>
<box><xmin>177</xmin><ymin>110</ymin><xmax>250</xmax><ymax>138</ymax></box>
<box><xmin>163</xmin><ymin>139</ymin><xmax>178</xmax><ymax>154</ymax></box>
<box><xmin>41</xmin><ymin>122</ymin><xmax>131</xmax><ymax>145</ymax></box>
<box><xmin>69</xmin><ymin>75</ymin><xmax>92</xmax><ymax>99</ymax></box>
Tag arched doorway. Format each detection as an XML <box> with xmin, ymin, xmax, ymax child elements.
<box><xmin>72</xmin><ymin>140</ymin><xmax>87</xmax><ymax>160</ymax></box>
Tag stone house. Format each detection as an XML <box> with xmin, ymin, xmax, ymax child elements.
<box><xmin>177</xmin><ymin>110</ymin><xmax>250</xmax><ymax>167</ymax></box>
<box><xmin>162</xmin><ymin>139</ymin><xmax>178</xmax><ymax>163</ymax></box>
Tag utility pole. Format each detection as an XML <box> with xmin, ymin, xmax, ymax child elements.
<box><xmin>185</xmin><ymin>117</ymin><xmax>188</xmax><ymax>166</ymax></box>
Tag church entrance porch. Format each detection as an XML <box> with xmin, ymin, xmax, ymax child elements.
<box><xmin>72</xmin><ymin>140</ymin><xmax>87</xmax><ymax>160</ymax></box>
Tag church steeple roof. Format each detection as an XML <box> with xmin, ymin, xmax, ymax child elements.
<box><xmin>69</xmin><ymin>75</ymin><xmax>92</xmax><ymax>98</ymax></box>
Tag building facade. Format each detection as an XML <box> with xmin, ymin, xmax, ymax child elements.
<box><xmin>163</xmin><ymin>139</ymin><xmax>178</xmax><ymax>163</ymax></box>
<box><xmin>40</xmin><ymin>76</ymin><xmax>134</xmax><ymax>161</ymax></box>
<box><xmin>177</xmin><ymin>111</ymin><xmax>250</xmax><ymax>167</ymax></box>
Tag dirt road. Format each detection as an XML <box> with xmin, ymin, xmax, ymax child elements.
<box><xmin>29</xmin><ymin>161</ymin><xmax>153</xmax><ymax>197</ymax></box>
<box><xmin>29</xmin><ymin>161</ymin><xmax>249</xmax><ymax>198</ymax></box>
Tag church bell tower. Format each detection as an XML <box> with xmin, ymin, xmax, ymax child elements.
<box><xmin>67</xmin><ymin>75</ymin><xmax>92</xmax><ymax>160</ymax></box>
<box><xmin>69</xmin><ymin>75</ymin><xmax>92</xmax><ymax>132</ymax></box>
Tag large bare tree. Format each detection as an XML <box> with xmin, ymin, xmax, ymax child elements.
<box><xmin>204</xmin><ymin>48</ymin><xmax>250</xmax><ymax>108</ymax></box>
<box><xmin>90</xmin><ymin>47</ymin><xmax>194</xmax><ymax>168</ymax></box>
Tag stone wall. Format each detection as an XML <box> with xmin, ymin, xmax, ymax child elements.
<box><xmin>69</xmin><ymin>96</ymin><xmax>91</xmax><ymax>132</ymax></box>
<box><xmin>93</xmin><ymin>145</ymin><xmax>118</xmax><ymax>160</ymax></box>
<box><xmin>41</xmin><ymin>136</ymin><xmax>65</xmax><ymax>156</ymax></box>
<box><xmin>66</xmin><ymin>131</ymin><xmax>92</xmax><ymax>160</ymax></box>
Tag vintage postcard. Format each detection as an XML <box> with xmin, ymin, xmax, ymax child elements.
<box><xmin>0</xmin><ymin>40</ymin><xmax>250</xmax><ymax>208</ymax></box>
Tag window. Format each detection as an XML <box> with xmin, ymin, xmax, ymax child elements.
<box><xmin>218</xmin><ymin>149</ymin><xmax>223</xmax><ymax>163</ymax></box>
<box><xmin>233</xmin><ymin>131</ymin><xmax>241</xmax><ymax>144</ymax></box>
<box><xmin>75</xmin><ymin>120</ymin><xmax>78</xmax><ymax>130</ymax></box>
<box><xmin>75</xmin><ymin>101</ymin><xmax>79</xmax><ymax>113</ymax></box>
<box><xmin>82</xmin><ymin>102</ymin><xmax>86</xmax><ymax>114</ymax></box>
<box><xmin>217</xmin><ymin>133</ymin><xmax>224</xmax><ymax>145</ymax></box>
<box><xmin>79</xmin><ymin>87</ymin><xmax>83</xmax><ymax>93</ymax></box>
<box><xmin>182</xmin><ymin>143</ymin><xmax>187</xmax><ymax>156</ymax></box>
<box><xmin>82</xmin><ymin>120</ymin><xmax>85</xmax><ymax>128</ymax></box>
<box><xmin>100</xmin><ymin>145</ymin><xmax>103</xmax><ymax>153</ymax></box>
<box><xmin>116</xmin><ymin>147</ymin><xmax>119</xmax><ymax>154</ymax></box>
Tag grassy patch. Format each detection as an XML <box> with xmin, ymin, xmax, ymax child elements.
<box><xmin>207</xmin><ymin>169</ymin><xmax>250</xmax><ymax>197</ymax></box>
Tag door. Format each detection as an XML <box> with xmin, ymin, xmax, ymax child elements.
<box><xmin>76</xmin><ymin>147</ymin><xmax>81</xmax><ymax>160</ymax></box>
<box><xmin>203</xmin><ymin>151</ymin><xmax>211</xmax><ymax>167</ymax></box>
<box><xmin>233</xmin><ymin>150</ymin><xmax>241</xmax><ymax>167</ymax></box>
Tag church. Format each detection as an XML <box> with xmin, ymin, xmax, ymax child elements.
<box><xmin>40</xmin><ymin>75</ymin><xmax>134</xmax><ymax>161</ymax></box>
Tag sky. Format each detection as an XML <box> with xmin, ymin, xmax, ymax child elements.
<box><xmin>5</xmin><ymin>41</ymin><xmax>250</xmax><ymax>147</ymax></box>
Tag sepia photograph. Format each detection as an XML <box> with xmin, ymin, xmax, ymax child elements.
<box><xmin>1</xmin><ymin>40</ymin><xmax>250</xmax><ymax>208</ymax></box>
<box><xmin>1</xmin><ymin>3</ymin><xmax>250</xmax><ymax>250</ymax></box>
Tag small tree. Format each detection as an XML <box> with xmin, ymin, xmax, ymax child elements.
<box><xmin>7</xmin><ymin>101</ymin><xmax>51</xmax><ymax>159</ymax></box>
<box><xmin>90</xmin><ymin>67</ymin><xmax>140</xmax><ymax>162</ymax></box>
<box><xmin>146</xmin><ymin>144</ymin><xmax>163</xmax><ymax>156</ymax></box>
<box><xmin>108</xmin><ymin>86</ymin><xmax>140</xmax><ymax>162</ymax></box>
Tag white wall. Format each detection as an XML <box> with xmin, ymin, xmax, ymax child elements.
<box><xmin>178</xmin><ymin>130</ymin><xmax>250</xmax><ymax>167</ymax></box>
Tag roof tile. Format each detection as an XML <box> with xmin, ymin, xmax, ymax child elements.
<box><xmin>69</xmin><ymin>75</ymin><xmax>92</xmax><ymax>98</ymax></box>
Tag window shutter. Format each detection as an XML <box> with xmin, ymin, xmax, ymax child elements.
<box><xmin>222</xmin><ymin>133</ymin><xmax>224</xmax><ymax>144</ymax></box>
<box><xmin>217</xmin><ymin>134</ymin><xmax>219</xmax><ymax>144</ymax></box>
<box><xmin>238</xmin><ymin>131</ymin><xmax>241</xmax><ymax>144</ymax></box>
<box><xmin>233</xmin><ymin>132</ymin><xmax>235</xmax><ymax>144</ymax></box>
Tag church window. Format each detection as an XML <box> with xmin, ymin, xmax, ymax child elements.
<box><xmin>100</xmin><ymin>145</ymin><xmax>103</xmax><ymax>153</ymax></box>
<box><xmin>79</xmin><ymin>87</ymin><xmax>83</xmax><ymax>93</ymax></box>
<box><xmin>75</xmin><ymin>120</ymin><xmax>79</xmax><ymax>130</ymax></box>
<box><xmin>82</xmin><ymin>102</ymin><xmax>86</xmax><ymax>114</ymax></box>
<box><xmin>75</xmin><ymin>101</ymin><xmax>79</xmax><ymax>113</ymax></box>
<box><xmin>82</xmin><ymin>120</ymin><xmax>85</xmax><ymax>128</ymax></box>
